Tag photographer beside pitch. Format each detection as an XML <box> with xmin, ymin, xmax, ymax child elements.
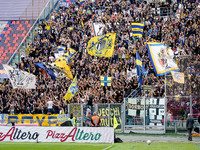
<box><xmin>186</xmin><ymin>114</ymin><xmax>194</xmax><ymax>141</ymax></box>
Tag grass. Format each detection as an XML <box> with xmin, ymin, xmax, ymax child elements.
<box><xmin>0</xmin><ymin>142</ymin><xmax>199</xmax><ymax>150</ymax></box>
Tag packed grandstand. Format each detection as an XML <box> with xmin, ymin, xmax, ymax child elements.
<box><xmin>0</xmin><ymin>0</ymin><xmax>199</xmax><ymax>125</ymax></box>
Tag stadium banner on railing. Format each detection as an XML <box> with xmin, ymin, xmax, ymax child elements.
<box><xmin>7</xmin><ymin>114</ymin><xmax>69</xmax><ymax>126</ymax></box>
<box><xmin>126</xmin><ymin>97</ymin><xmax>165</xmax><ymax>126</ymax></box>
<box><xmin>98</xmin><ymin>105</ymin><xmax>122</xmax><ymax>131</ymax></box>
<box><xmin>0</xmin><ymin>127</ymin><xmax>114</xmax><ymax>143</ymax></box>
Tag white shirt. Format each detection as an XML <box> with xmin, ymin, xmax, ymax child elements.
<box><xmin>47</xmin><ymin>101</ymin><xmax>53</xmax><ymax>109</ymax></box>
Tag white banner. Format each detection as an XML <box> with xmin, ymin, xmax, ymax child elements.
<box><xmin>147</xmin><ymin>43</ymin><xmax>179</xmax><ymax>76</ymax></box>
<box><xmin>3</xmin><ymin>64</ymin><xmax>36</xmax><ymax>89</ymax></box>
<box><xmin>91</xmin><ymin>23</ymin><xmax>105</xmax><ymax>36</ymax></box>
<box><xmin>0</xmin><ymin>127</ymin><xmax>114</xmax><ymax>143</ymax></box>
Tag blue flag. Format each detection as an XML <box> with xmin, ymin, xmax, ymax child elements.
<box><xmin>35</xmin><ymin>63</ymin><xmax>56</xmax><ymax>81</ymax></box>
<box><xmin>59</xmin><ymin>2</ymin><xmax>69</xmax><ymax>8</ymax></box>
<box><xmin>136</xmin><ymin>52</ymin><xmax>146</xmax><ymax>85</ymax></box>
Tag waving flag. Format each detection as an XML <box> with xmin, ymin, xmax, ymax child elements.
<box><xmin>3</xmin><ymin>64</ymin><xmax>36</xmax><ymax>89</ymax></box>
<box><xmin>171</xmin><ymin>71</ymin><xmax>184</xmax><ymax>84</ymax></box>
<box><xmin>57</xmin><ymin>45</ymin><xmax>66</xmax><ymax>51</ymax></box>
<box><xmin>147</xmin><ymin>42</ymin><xmax>179</xmax><ymax>76</ymax></box>
<box><xmin>100</xmin><ymin>76</ymin><xmax>111</xmax><ymax>86</ymax></box>
<box><xmin>131</xmin><ymin>23</ymin><xmax>144</xmax><ymax>37</ymax></box>
<box><xmin>91</xmin><ymin>23</ymin><xmax>105</xmax><ymax>36</ymax></box>
<box><xmin>59</xmin><ymin>2</ymin><xmax>69</xmax><ymax>8</ymax></box>
<box><xmin>64</xmin><ymin>75</ymin><xmax>78</xmax><ymax>101</ymax></box>
<box><xmin>79</xmin><ymin>0</ymin><xmax>85</xmax><ymax>4</ymax></box>
<box><xmin>136</xmin><ymin>52</ymin><xmax>147</xmax><ymax>85</ymax></box>
<box><xmin>35</xmin><ymin>63</ymin><xmax>56</xmax><ymax>81</ymax></box>
<box><xmin>87</xmin><ymin>33</ymin><xmax>116</xmax><ymax>57</ymax></box>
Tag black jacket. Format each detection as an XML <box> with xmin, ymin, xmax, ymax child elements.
<box><xmin>186</xmin><ymin>116</ymin><xmax>194</xmax><ymax>129</ymax></box>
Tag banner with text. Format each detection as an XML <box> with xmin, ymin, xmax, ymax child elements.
<box><xmin>7</xmin><ymin>114</ymin><xmax>69</xmax><ymax>126</ymax></box>
<box><xmin>98</xmin><ymin>104</ymin><xmax>122</xmax><ymax>131</ymax></box>
<box><xmin>0</xmin><ymin>127</ymin><xmax>114</xmax><ymax>143</ymax></box>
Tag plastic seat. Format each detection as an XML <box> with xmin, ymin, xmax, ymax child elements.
<box><xmin>5</xmin><ymin>24</ymin><xmax>9</xmax><ymax>28</ymax></box>
<box><xmin>7</xmin><ymin>53</ymin><xmax>12</xmax><ymax>57</ymax></box>
<box><xmin>2</xmin><ymin>60</ymin><xmax>7</xmax><ymax>63</ymax></box>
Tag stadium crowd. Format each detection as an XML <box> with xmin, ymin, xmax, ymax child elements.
<box><xmin>0</xmin><ymin>0</ymin><xmax>199</xmax><ymax>116</ymax></box>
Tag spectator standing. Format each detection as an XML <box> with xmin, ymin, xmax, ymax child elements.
<box><xmin>47</xmin><ymin>98</ymin><xmax>53</xmax><ymax>115</ymax></box>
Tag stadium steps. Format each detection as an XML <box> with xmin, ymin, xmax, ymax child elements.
<box><xmin>0</xmin><ymin>20</ymin><xmax>34</xmax><ymax>69</ymax></box>
<box><xmin>0</xmin><ymin>0</ymin><xmax>49</xmax><ymax>20</ymax></box>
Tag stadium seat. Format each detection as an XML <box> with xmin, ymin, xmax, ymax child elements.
<box><xmin>2</xmin><ymin>60</ymin><xmax>7</xmax><ymax>63</ymax></box>
<box><xmin>7</xmin><ymin>53</ymin><xmax>12</xmax><ymax>57</ymax></box>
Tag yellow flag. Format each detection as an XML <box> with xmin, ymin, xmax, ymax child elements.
<box><xmin>171</xmin><ymin>71</ymin><xmax>184</xmax><ymax>84</ymax></box>
<box><xmin>87</xmin><ymin>33</ymin><xmax>116</xmax><ymax>57</ymax></box>
<box><xmin>55</xmin><ymin>48</ymin><xmax>76</xmax><ymax>79</ymax></box>
<box><xmin>113</xmin><ymin>115</ymin><xmax>119</xmax><ymax>129</ymax></box>
<box><xmin>62</xmin><ymin>65</ymin><xmax>73</xmax><ymax>79</ymax></box>
<box><xmin>64</xmin><ymin>75</ymin><xmax>78</xmax><ymax>101</ymax></box>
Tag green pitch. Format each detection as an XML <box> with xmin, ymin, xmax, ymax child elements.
<box><xmin>0</xmin><ymin>142</ymin><xmax>199</xmax><ymax>150</ymax></box>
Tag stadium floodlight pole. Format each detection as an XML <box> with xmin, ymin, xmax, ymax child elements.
<box><xmin>164</xmin><ymin>53</ymin><xmax>167</xmax><ymax>134</ymax></box>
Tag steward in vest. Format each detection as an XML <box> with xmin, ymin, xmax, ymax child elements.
<box><xmin>69</xmin><ymin>113</ymin><xmax>76</xmax><ymax>127</ymax></box>
<box><xmin>91</xmin><ymin>112</ymin><xmax>101</xmax><ymax>127</ymax></box>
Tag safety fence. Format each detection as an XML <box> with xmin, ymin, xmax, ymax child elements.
<box><xmin>0</xmin><ymin>99</ymin><xmax>199</xmax><ymax>134</ymax></box>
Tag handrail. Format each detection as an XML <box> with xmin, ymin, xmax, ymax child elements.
<box><xmin>7</xmin><ymin>0</ymin><xmax>58</xmax><ymax>65</ymax></box>
<box><xmin>127</xmin><ymin>85</ymin><xmax>141</xmax><ymax>98</ymax></box>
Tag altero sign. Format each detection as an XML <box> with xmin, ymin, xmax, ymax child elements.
<box><xmin>0</xmin><ymin>127</ymin><xmax>114</xmax><ymax>143</ymax></box>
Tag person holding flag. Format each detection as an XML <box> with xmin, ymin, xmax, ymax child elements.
<box><xmin>136</xmin><ymin>51</ymin><xmax>147</xmax><ymax>85</ymax></box>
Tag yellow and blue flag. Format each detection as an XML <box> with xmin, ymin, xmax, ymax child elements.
<box><xmin>144</xmin><ymin>39</ymin><xmax>156</xmax><ymax>45</ymax></box>
<box><xmin>163</xmin><ymin>80</ymin><xmax>174</xmax><ymax>87</ymax></box>
<box><xmin>171</xmin><ymin>71</ymin><xmax>184</xmax><ymax>84</ymax></box>
<box><xmin>131</xmin><ymin>23</ymin><xmax>144</xmax><ymax>37</ymax></box>
<box><xmin>57</xmin><ymin>45</ymin><xmax>66</xmax><ymax>51</ymax></box>
<box><xmin>146</xmin><ymin>42</ymin><xmax>179</xmax><ymax>76</ymax></box>
<box><xmin>59</xmin><ymin>2</ymin><xmax>69</xmax><ymax>8</ymax></box>
<box><xmin>79</xmin><ymin>0</ymin><xmax>85</xmax><ymax>4</ymax></box>
<box><xmin>64</xmin><ymin>75</ymin><xmax>78</xmax><ymax>101</ymax></box>
<box><xmin>87</xmin><ymin>33</ymin><xmax>116</xmax><ymax>57</ymax></box>
<box><xmin>100</xmin><ymin>76</ymin><xmax>111</xmax><ymax>86</ymax></box>
<box><xmin>55</xmin><ymin>48</ymin><xmax>77</xmax><ymax>79</ymax></box>
<box><xmin>136</xmin><ymin>52</ymin><xmax>146</xmax><ymax>85</ymax></box>
<box><xmin>55</xmin><ymin>60</ymin><xmax>73</xmax><ymax>79</ymax></box>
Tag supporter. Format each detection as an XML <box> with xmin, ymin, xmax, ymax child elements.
<box><xmin>0</xmin><ymin>0</ymin><xmax>199</xmax><ymax>116</ymax></box>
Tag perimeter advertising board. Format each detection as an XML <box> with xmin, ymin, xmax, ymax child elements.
<box><xmin>0</xmin><ymin>127</ymin><xmax>114</xmax><ymax>143</ymax></box>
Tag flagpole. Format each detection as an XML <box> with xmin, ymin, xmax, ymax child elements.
<box><xmin>164</xmin><ymin>54</ymin><xmax>167</xmax><ymax>134</ymax></box>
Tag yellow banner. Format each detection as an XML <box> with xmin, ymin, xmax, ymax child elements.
<box><xmin>171</xmin><ymin>71</ymin><xmax>185</xmax><ymax>84</ymax></box>
<box><xmin>7</xmin><ymin>114</ymin><xmax>69</xmax><ymax>126</ymax></box>
<box><xmin>87</xmin><ymin>33</ymin><xmax>116</xmax><ymax>57</ymax></box>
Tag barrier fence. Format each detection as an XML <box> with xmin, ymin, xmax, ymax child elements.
<box><xmin>0</xmin><ymin>99</ymin><xmax>199</xmax><ymax>134</ymax></box>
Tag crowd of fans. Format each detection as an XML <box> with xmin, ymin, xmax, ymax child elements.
<box><xmin>0</xmin><ymin>0</ymin><xmax>199</xmax><ymax>116</ymax></box>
